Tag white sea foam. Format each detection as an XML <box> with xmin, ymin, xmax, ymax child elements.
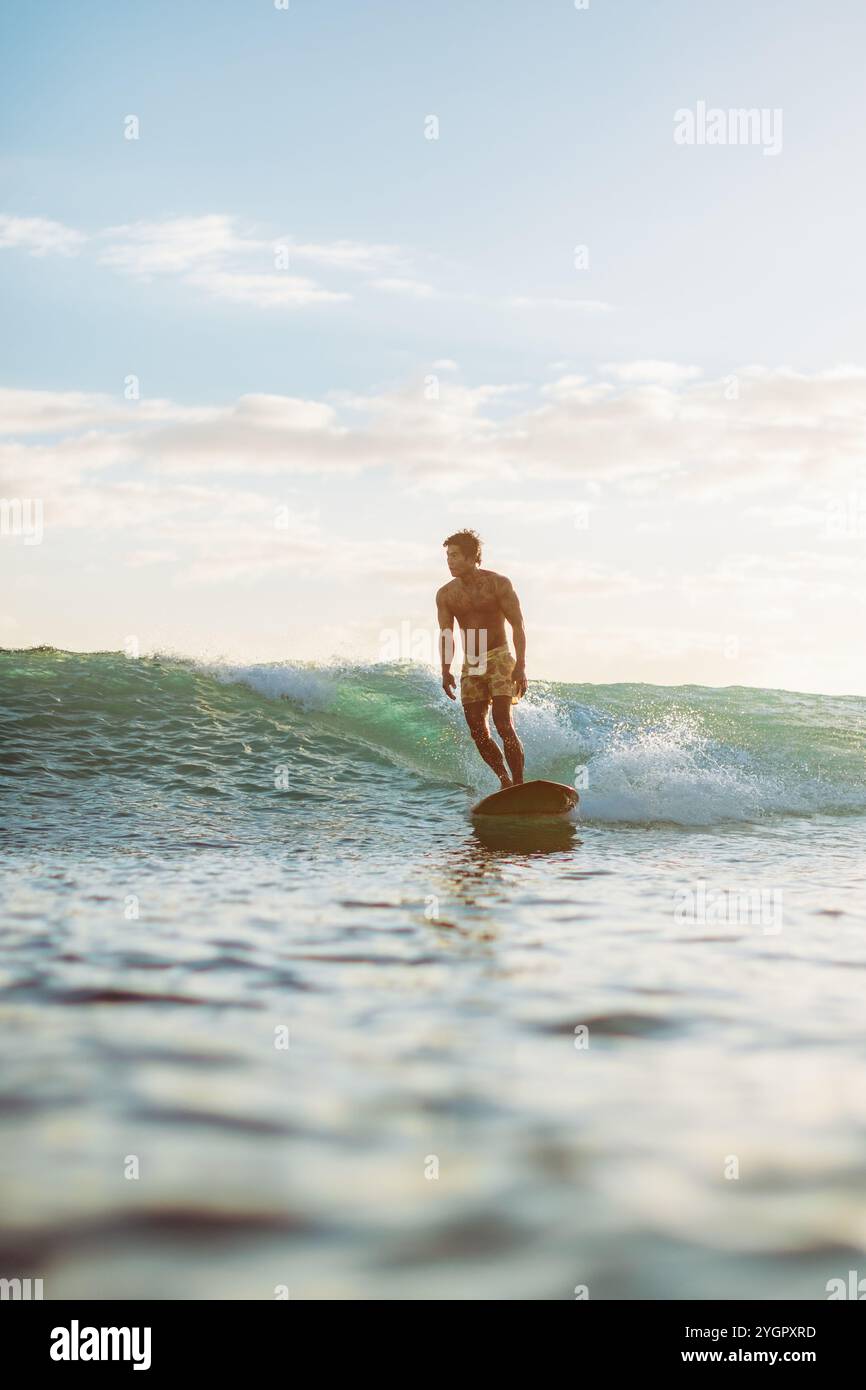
<box><xmin>204</xmin><ymin>659</ymin><xmax>866</xmax><ymax>826</ymax></box>
<box><xmin>580</xmin><ymin>725</ymin><xmax>763</xmax><ymax>825</ymax></box>
<box><xmin>212</xmin><ymin>660</ymin><xmax>338</xmax><ymax>711</ymax></box>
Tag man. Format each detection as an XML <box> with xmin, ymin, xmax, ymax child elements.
<box><xmin>436</xmin><ymin>529</ymin><xmax>527</xmax><ymax>789</ymax></box>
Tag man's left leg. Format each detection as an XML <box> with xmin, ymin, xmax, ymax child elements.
<box><xmin>492</xmin><ymin>695</ymin><xmax>524</xmax><ymax>786</ymax></box>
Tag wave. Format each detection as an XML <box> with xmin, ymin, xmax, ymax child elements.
<box><xmin>1</xmin><ymin>648</ymin><xmax>865</xmax><ymax>827</ymax></box>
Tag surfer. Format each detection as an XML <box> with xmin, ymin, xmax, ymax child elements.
<box><xmin>437</xmin><ymin>529</ymin><xmax>527</xmax><ymax>788</ymax></box>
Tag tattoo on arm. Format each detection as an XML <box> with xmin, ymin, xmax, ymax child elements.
<box><xmin>437</xmin><ymin>593</ymin><xmax>456</xmax><ymax>669</ymax></box>
<box><xmin>498</xmin><ymin>578</ymin><xmax>526</xmax><ymax>665</ymax></box>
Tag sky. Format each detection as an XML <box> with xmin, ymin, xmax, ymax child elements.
<box><xmin>2</xmin><ymin>0</ymin><xmax>866</xmax><ymax>693</ymax></box>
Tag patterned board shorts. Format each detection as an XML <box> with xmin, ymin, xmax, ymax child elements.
<box><xmin>460</xmin><ymin>644</ymin><xmax>521</xmax><ymax>707</ymax></box>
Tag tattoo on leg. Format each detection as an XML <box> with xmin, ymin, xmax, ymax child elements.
<box><xmin>500</xmin><ymin>729</ymin><xmax>524</xmax><ymax>784</ymax></box>
<box><xmin>492</xmin><ymin>698</ymin><xmax>524</xmax><ymax>785</ymax></box>
<box><xmin>464</xmin><ymin>703</ymin><xmax>511</xmax><ymax>786</ymax></box>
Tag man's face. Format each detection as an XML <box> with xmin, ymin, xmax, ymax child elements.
<box><xmin>446</xmin><ymin>544</ymin><xmax>475</xmax><ymax>578</ymax></box>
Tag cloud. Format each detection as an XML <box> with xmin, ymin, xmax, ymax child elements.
<box><xmin>0</xmin><ymin>434</ymin><xmax>139</xmax><ymax>494</ymax></box>
<box><xmin>109</xmin><ymin>216</ymin><xmax>451</xmax><ymax>308</ymax></box>
<box><xmin>505</xmin><ymin>295</ymin><xmax>613</xmax><ymax>312</ymax></box>
<box><xmin>187</xmin><ymin>268</ymin><xmax>350</xmax><ymax>307</ymax></box>
<box><xmin>98</xmin><ymin>214</ymin><xmax>249</xmax><ymax>275</ymax></box>
<box><xmin>711</xmin><ymin>549</ymin><xmax>866</xmax><ymax>589</ymax></box>
<box><xmin>3</xmin><ymin>367</ymin><xmax>865</xmax><ymax>490</ymax></box>
<box><xmin>369</xmin><ymin>277</ymin><xmax>438</xmax><ymax>299</ymax></box>
<box><xmin>671</xmin><ymin>550</ymin><xmax>866</xmax><ymax>616</ymax></box>
<box><xmin>601</xmin><ymin>360</ymin><xmax>703</xmax><ymax>384</ymax></box>
<box><xmin>181</xmin><ymin>530</ymin><xmax>433</xmax><ymax>588</ymax></box>
<box><xmin>4</xmin><ymin>365</ymin><xmax>866</xmax><ymax>693</ymax></box>
<box><xmin>289</xmin><ymin>240</ymin><xmax>407</xmax><ymax>273</ymax></box>
<box><xmin>97</xmin><ymin>215</ymin><xmax>361</xmax><ymax>308</ymax></box>
<box><xmin>5</xmin><ymin>367</ymin><xmax>866</xmax><ymax>560</ymax></box>
<box><xmin>144</xmin><ymin>393</ymin><xmax>357</xmax><ymax>476</ymax></box>
<box><xmin>0</xmin><ymin>212</ymin><xmax>421</xmax><ymax>310</ymax></box>
<box><xmin>519</xmin><ymin>559</ymin><xmax>658</xmax><ymax>596</ymax></box>
<box><xmin>14</xmin><ymin>478</ymin><xmax>431</xmax><ymax>588</ymax></box>
<box><xmin>0</xmin><ymin>387</ymin><xmax>211</xmax><ymax>435</ymax></box>
<box><xmin>1</xmin><ymin>210</ymin><xmax>619</xmax><ymax>315</ymax></box>
<box><xmin>0</xmin><ymin>215</ymin><xmax>87</xmax><ymax>257</ymax></box>
<box><xmin>96</xmin><ymin>216</ymin><xmax>447</xmax><ymax>308</ymax></box>
<box><xmin>447</xmin><ymin>496</ymin><xmax>591</xmax><ymax>522</ymax></box>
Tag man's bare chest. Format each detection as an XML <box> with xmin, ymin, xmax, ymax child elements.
<box><xmin>449</xmin><ymin>575</ymin><xmax>501</xmax><ymax>620</ymax></box>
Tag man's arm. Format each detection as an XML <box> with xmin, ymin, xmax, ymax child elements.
<box><xmin>498</xmin><ymin>576</ymin><xmax>527</xmax><ymax>697</ymax></box>
<box><xmin>436</xmin><ymin>587</ymin><xmax>457</xmax><ymax>700</ymax></box>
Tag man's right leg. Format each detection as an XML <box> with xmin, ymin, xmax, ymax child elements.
<box><xmin>491</xmin><ymin>695</ymin><xmax>525</xmax><ymax>786</ymax></box>
<box><xmin>462</xmin><ymin>700</ymin><xmax>511</xmax><ymax>788</ymax></box>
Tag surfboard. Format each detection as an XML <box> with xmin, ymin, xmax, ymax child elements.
<box><xmin>471</xmin><ymin>779</ymin><xmax>579</xmax><ymax>819</ymax></box>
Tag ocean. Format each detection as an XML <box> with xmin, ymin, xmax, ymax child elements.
<box><xmin>1</xmin><ymin>647</ymin><xmax>865</xmax><ymax>1300</ymax></box>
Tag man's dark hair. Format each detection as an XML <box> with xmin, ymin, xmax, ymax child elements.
<box><xmin>442</xmin><ymin>529</ymin><xmax>482</xmax><ymax>564</ymax></box>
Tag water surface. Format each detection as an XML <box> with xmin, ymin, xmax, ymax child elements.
<box><xmin>1</xmin><ymin>650</ymin><xmax>865</xmax><ymax>1299</ymax></box>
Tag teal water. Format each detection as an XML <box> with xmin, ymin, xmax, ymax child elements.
<box><xmin>1</xmin><ymin>649</ymin><xmax>865</xmax><ymax>1299</ymax></box>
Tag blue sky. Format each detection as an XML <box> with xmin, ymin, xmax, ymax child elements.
<box><xmin>3</xmin><ymin>1</ymin><xmax>866</xmax><ymax>692</ymax></box>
